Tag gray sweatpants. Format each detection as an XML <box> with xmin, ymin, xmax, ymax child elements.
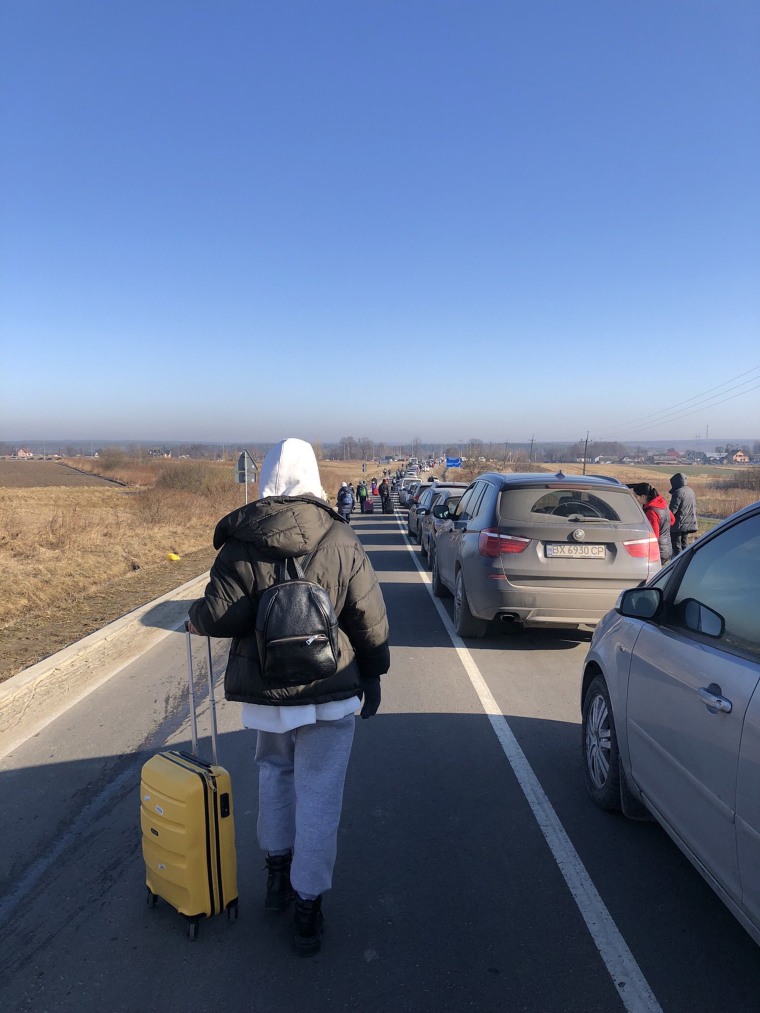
<box><xmin>254</xmin><ymin>715</ymin><xmax>356</xmax><ymax>898</ymax></box>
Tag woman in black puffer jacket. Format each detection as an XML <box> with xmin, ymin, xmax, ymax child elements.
<box><xmin>188</xmin><ymin>438</ymin><xmax>390</xmax><ymax>955</ymax></box>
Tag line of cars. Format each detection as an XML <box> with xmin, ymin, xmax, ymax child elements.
<box><xmin>399</xmin><ymin>469</ymin><xmax>760</xmax><ymax>949</ymax></box>
<box><xmin>405</xmin><ymin>470</ymin><xmax>660</xmax><ymax>638</ymax></box>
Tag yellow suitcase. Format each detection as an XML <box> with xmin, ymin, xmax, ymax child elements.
<box><xmin>141</xmin><ymin>633</ymin><xmax>238</xmax><ymax>939</ymax></box>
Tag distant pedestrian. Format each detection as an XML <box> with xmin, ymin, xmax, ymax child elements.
<box><xmin>630</xmin><ymin>483</ymin><xmax>674</xmax><ymax>564</ymax></box>
<box><xmin>669</xmin><ymin>473</ymin><xmax>698</xmax><ymax>555</ymax></box>
<box><xmin>336</xmin><ymin>482</ymin><xmax>354</xmax><ymax>524</ymax></box>
<box><xmin>357</xmin><ymin>481</ymin><xmax>368</xmax><ymax>512</ymax></box>
<box><xmin>379</xmin><ymin>478</ymin><xmax>392</xmax><ymax>514</ymax></box>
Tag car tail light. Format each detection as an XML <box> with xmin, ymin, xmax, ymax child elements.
<box><xmin>623</xmin><ymin>536</ymin><xmax>660</xmax><ymax>563</ymax></box>
<box><xmin>478</xmin><ymin>528</ymin><xmax>530</xmax><ymax>557</ymax></box>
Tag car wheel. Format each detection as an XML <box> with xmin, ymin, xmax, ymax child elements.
<box><xmin>454</xmin><ymin>570</ymin><xmax>488</xmax><ymax>638</ymax></box>
<box><xmin>420</xmin><ymin>533</ymin><xmax>428</xmax><ymax>559</ymax></box>
<box><xmin>582</xmin><ymin>675</ymin><xmax>621</xmax><ymax>811</ymax></box>
<box><xmin>431</xmin><ymin>552</ymin><xmax>450</xmax><ymax>597</ymax></box>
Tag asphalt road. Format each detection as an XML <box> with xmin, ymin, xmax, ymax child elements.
<box><xmin>2</xmin><ymin>509</ymin><xmax>760</xmax><ymax>1013</ymax></box>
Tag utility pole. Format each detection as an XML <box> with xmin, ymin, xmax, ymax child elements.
<box><xmin>529</xmin><ymin>435</ymin><xmax>534</xmax><ymax>464</ymax></box>
<box><xmin>582</xmin><ymin>431</ymin><xmax>590</xmax><ymax>475</ymax></box>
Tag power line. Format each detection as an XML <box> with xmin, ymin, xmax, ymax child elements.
<box><xmin>602</xmin><ymin>365</ymin><xmax>760</xmax><ymax>435</ymax></box>
<box><xmin>609</xmin><ymin>381</ymin><xmax>760</xmax><ymax>438</ymax></box>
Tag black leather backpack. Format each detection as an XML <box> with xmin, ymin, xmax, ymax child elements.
<box><xmin>254</xmin><ymin>556</ymin><xmax>340</xmax><ymax>686</ymax></box>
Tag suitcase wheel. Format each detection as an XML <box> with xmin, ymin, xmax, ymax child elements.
<box><xmin>227</xmin><ymin>899</ymin><xmax>239</xmax><ymax>921</ymax></box>
<box><xmin>146</xmin><ymin>888</ymin><xmax>158</xmax><ymax>908</ymax></box>
<box><xmin>187</xmin><ymin>917</ymin><xmax>200</xmax><ymax>941</ymax></box>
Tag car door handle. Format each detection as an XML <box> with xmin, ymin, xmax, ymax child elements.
<box><xmin>697</xmin><ymin>686</ymin><xmax>733</xmax><ymax>714</ymax></box>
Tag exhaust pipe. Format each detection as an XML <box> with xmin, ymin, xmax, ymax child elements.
<box><xmin>499</xmin><ymin>612</ymin><xmax>520</xmax><ymax>623</ymax></box>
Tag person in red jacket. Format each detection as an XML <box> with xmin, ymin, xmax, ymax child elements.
<box><xmin>630</xmin><ymin>483</ymin><xmax>675</xmax><ymax>563</ymax></box>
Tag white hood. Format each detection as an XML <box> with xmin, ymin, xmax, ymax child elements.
<box><xmin>258</xmin><ymin>438</ymin><xmax>325</xmax><ymax>499</ymax></box>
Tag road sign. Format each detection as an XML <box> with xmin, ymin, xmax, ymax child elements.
<box><xmin>237</xmin><ymin>451</ymin><xmax>258</xmax><ymax>503</ymax></box>
<box><xmin>362</xmin><ymin>462</ymin><xmax>367</xmax><ymax>473</ymax></box>
<box><xmin>446</xmin><ymin>457</ymin><xmax>462</xmax><ymax>468</ymax></box>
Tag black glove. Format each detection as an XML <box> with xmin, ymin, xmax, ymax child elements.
<box><xmin>360</xmin><ymin>678</ymin><xmax>381</xmax><ymax>719</ymax></box>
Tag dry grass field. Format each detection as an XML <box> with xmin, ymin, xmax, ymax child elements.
<box><xmin>0</xmin><ymin>454</ymin><xmax>396</xmax><ymax>681</ymax></box>
<box><xmin>2</xmin><ymin>452</ymin><xmax>756</xmax><ymax>683</ymax></box>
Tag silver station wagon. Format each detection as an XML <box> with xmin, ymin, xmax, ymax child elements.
<box><xmin>431</xmin><ymin>472</ymin><xmax>659</xmax><ymax>637</ymax></box>
<box><xmin>582</xmin><ymin>500</ymin><xmax>760</xmax><ymax>946</ymax></box>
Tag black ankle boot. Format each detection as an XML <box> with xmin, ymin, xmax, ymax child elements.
<box><xmin>265</xmin><ymin>851</ymin><xmax>295</xmax><ymax>912</ymax></box>
<box><xmin>293</xmin><ymin>895</ymin><xmax>324</xmax><ymax>956</ymax></box>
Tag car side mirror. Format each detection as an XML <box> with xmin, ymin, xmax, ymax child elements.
<box><xmin>681</xmin><ymin>598</ymin><xmax>725</xmax><ymax>637</ymax></box>
<box><xmin>616</xmin><ymin>587</ymin><xmax>662</xmax><ymax>620</ymax></box>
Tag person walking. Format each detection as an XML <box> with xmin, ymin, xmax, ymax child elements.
<box><xmin>336</xmin><ymin>481</ymin><xmax>354</xmax><ymax>523</ymax></box>
<box><xmin>187</xmin><ymin>438</ymin><xmax>390</xmax><ymax>956</ymax></box>
<box><xmin>669</xmin><ymin>473</ymin><xmax>698</xmax><ymax>555</ymax></box>
<box><xmin>630</xmin><ymin>483</ymin><xmax>674</xmax><ymax>564</ymax></box>
<box><xmin>379</xmin><ymin>477</ymin><xmax>392</xmax><ymax>514</ymax></box>
<box><xmin>357</xmin><ymin>480</ymin><xmax>368</xmax><ymax>513</ymax></box>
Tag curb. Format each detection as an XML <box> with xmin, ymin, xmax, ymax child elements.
<box><xmin>0</xmin><ymin>571</ymin><xmax>210</xmax><ymax>758</ymax></box>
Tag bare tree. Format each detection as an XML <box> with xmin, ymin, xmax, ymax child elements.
<box><xmin>358</xmin><ymin>437</ymin><xmax>373</xmax><ymax>460</ymax></box>
<box><xmin>339</xmin><ymin>436</ymin><xmax>358</xmax><ymax>460</ymax></box>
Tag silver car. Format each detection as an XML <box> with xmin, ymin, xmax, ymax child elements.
<box><xmin>581</xmin><ymin>500</ymin><xmax>760</xmax><ymax>946</ymax></box>
<box><xmin>418</xmin><ymin>486</ymin><xmax>468</xmax><ymax>562</ymax></box>
<box><xmin>431</xmin><ymin>472</ymin><xmax>659</xmax><ymax>637</ymax></box>
<box><xmin>398</xmin><ymin>478</ymin><xmax>420</xmax><ymax>508</ymax></box>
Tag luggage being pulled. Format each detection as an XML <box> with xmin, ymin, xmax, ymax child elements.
<box><xmin>141</xmin><ymin>631</ymin><xmax>238</xmax><ymax>940</ymax></box>
<box><xmin>382</xmin><ymin>498</ymin><xmax>393</xmax><ymax>514</ymax></box>
<box><xmin>364</xmin><ymin>499</ymin><xmax>374</xmax><ymax>513</ymax></box>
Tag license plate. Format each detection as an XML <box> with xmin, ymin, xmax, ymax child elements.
<box><xmin>546</xmin><ymin>543</ymin><xmax>607</xmax><ymax>559</ymax></box>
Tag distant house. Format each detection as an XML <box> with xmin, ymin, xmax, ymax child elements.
<box><xmin>730</xmin><ymin>450</ymin><xmax>750</xmax><ymax>464</ymax></box>
<box><xmin>15</xmin><ymin>448</ymin><xmax>34</xmax><ymax>459</ymax></box>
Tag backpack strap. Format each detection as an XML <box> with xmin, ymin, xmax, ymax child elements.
<box><xmin>279</xmin><ymin>551</ymin><xmax>315</xmax><ymax>582</ymax></box>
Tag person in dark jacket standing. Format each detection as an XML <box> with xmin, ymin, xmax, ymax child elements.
<box><xmin>669</xmin><ymin>472</ymin><xmax>698</xmax><ymax>555</ymax></box>
<box><xmin>630</xmin><ymin>483</ymin><xmax>674</xmax><ymax>563</ymax></box>
<box><xmin>188</xmin><ymin>438</ymin><xmax>390</xmax><ymax>956</ymax></box>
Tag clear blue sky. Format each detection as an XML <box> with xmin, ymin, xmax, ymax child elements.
<box><xmin>2</xmin><ymin>1</ymin><xmax>758</xmax><ymax>447</ymax></box>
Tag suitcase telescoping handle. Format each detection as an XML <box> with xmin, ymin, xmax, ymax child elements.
<box><xmin>184</xmin><ymin>628</ymin><xmax>219</xmax><ymax>766</ymax></box>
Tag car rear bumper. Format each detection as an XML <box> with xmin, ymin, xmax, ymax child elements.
<box><xmin>468</xmin><ymin>583</ymin><xmax>627</xmax><ymax>628</ymax></box>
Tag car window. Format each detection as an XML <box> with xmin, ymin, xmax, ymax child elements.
<box><xmin>499</xmin><ymin>487</ymin><xmax>641</xmax><ymax>523</ymax></box>
<box><xmin>453</xmin><ymin>485</ymin><xmax>477</xmax><ymax>521</ymax></box>
<box><xmin>459</xmin><ymin>482</ymin><xmax>488</xmax><ymax>521</ymax></box>
<box><xmin>669</xmin><ymin>512</ymin><xmax>760</xmax><ymax>658</ymax></box>
<box><xmin>418</xmin><ymin>488</ymin><xmax>434</xmax><ymax>508</ymax></box>
<box><xmin>468</xmin><ymin>482</ymin><xmax>489</xmax><ymax>519</ymax></box>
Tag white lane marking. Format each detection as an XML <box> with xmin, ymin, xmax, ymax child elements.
<box><xmin>389</xmin><ymin>515</ymin><xmax>662</xmax><ymax>1013</ymax></box>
